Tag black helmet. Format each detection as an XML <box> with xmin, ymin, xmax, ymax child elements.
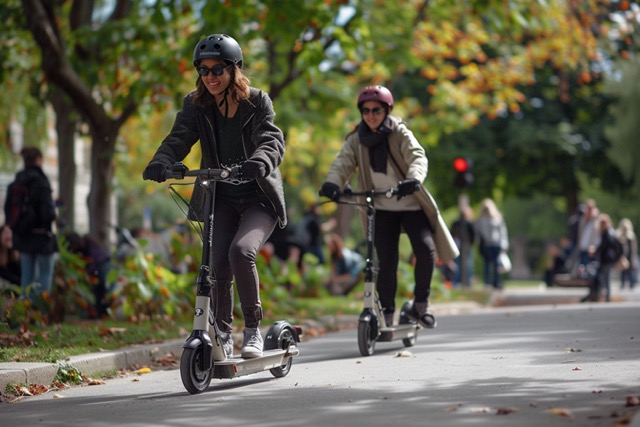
<box><xmin>193</xmin><ymin>34</ymin><xmax>243</xmax><ymax>68</ymax></box>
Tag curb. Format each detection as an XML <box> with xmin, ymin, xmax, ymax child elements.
<box><xmin>0</xmin><ymin>339</ymin><xmax>183</xmax><ymax>393</ymax></box>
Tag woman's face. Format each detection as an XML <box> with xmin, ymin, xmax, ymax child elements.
<box><xmin>197</xmin><ymin>58</ymin><xmax>232</xmax><ymax>100</ymax></box>
<box><xmin>1</xmin><ymin>227</ymin><xmax>12</xmax><ymax>248</ymax></box>
<box><xmin>361</xmin><ymin>100</ymin><xmax>386</xmax><ymax>131</ymax></box>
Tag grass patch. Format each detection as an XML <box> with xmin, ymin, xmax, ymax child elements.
<box><xmin>0</xmin><ymin>317</ymin><xmax>191</xmax><ymax>363</ymax></box>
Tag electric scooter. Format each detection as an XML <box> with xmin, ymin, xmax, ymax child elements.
<box><xmin>320</xmin><ymin>186</ymin><xmax>421</xmax><ymax>357</ymax></box>
<box><xmin>159</xmin><ymin>162</ymin><xmax>301</xmax><ymax>394</ymax></box>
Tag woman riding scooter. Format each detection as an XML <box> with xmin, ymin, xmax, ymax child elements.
<box><xmin>320</xmin><ymin>85</ymin><xmax>458</xmax><ymax>328</ymax></box>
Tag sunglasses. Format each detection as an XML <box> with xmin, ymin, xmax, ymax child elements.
<box><xmin>196</xmin><ymin>64</ymin><xmax>230</xmax><ymax>77</ymax></box>
<box><xmin>361</xmin><ymin>107</ymin><xmax>385</xmax><ymax>115</ymax></box>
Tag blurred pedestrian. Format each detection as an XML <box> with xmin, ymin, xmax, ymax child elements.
<box><xmin>0</xmin><ymin>224</ymin><xmax>21</xmax><ymax>287</ymax></box>
<box><xmin>65</xmin><ymin>232</ymin><xmax>112</xmax><ymax>317</ymax></box>
<box><xmin>3</xmin><ymin>147</ymin><xmax>58</xmax><ymax>300</ymax></box>
<box><xmin>320</xmin><ymin>85</ymin><xmax>458</xmax><ymax>328</ymax></box>
<box><xmin>451</xmin><ymin>205</ymin><xmax>475</xmax><ymax>287</ymax></box>
<box><xmin>324</xmin><ymin>232</ymin><xmax>364</xmax><ymax>296</ymax></box>
<box><xmin>616</xmin><ymin>218</ymin><xmax>637</xmax><ymax>290</ymax></box>
<box><xmin>576</xmin><ymin>199</ymin><xmax>600</xmax><ymax>270</ymax></box>
<box><xmin>543</xmin><ymin>238</ymin><xmax>570</xmax><ymax>287</ymax></box>
<box><xmin>143</xmin><ymin>34</ymin><xmax>286</xmax><ymax>359</ymax></box>
<box><xmin>475</xmin><ymin>198</ymin><xmax>509</xmax><ymax>289</ymax></box>
<box><xmin>582</xmin><ymin>213</ymin><xmax>622</xmax><ymax>302</ymax></box>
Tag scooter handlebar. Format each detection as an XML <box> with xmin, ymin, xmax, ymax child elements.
<box><xmin>318</xmin><ymin>186</ymin><xmax>398</xmax><ymax>200</ymax></box>
<box><xmin>164</xmin><ymin>162</ymin><xmax>239</xmax><ymax>181</ymax></box>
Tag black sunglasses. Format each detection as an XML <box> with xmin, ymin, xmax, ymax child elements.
<box><xmin>361</xmin><ymin>107</ymin><xmax>385</xmax><ymax>115</ymax></box>
<box><xmin>196</xmin><ymin>64</ymin><xmax>230</xmax><ymax>77</ymax></box>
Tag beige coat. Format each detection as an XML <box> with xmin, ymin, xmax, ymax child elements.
<box><xmin>326</xmin><ymin>116</ymin><xmax>459</xmax><ymax>262</ymax></box>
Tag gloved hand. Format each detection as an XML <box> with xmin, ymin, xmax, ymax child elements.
<box><xmin>396</xmin><ymin>179</ymin><xmax>420</xmax><ymax>198</ymax></box>
<box><xmin>142</xmin><ymin>162</ymin><xmax>169</xmax><ymax>182</ymax></box>
<box><xmin>239</xmin><ymin>160</ymin><xmax>266</xmax><ymax>179</ymax></box>
<box><xmin>320</xmin><ymin>182</ymin><xmax>341</xmax><ymax>201</ymax></box>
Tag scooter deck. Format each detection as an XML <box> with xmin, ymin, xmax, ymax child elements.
<box><xmin>377</xmin><ymin>323</ymin><xmax>420</xmax><ymax>342</ymax></box>
<box><xmin>212</xmin><ymin>346</ymin><xmax>299</xmax><ymax>379</ymax></box>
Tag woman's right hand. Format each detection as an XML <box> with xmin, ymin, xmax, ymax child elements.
<box><xmin>142</xmin><ymin>162</ymin><xmax>169</xmax><ymax>182</ymax></box>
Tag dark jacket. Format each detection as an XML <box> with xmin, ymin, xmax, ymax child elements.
<box><xmin>8</xmin><ymin>165</ymin><xmax>57</xmax><ymax>255</ymax></box>
<box><xmin>596</xmin><ymin>227</ymin><xmax>621</xmax><ymax>266</ymax></box>
<box><xmin>147</xmin><ymin>88</ymin><xmax>287</xmax><ymax>227</ymax></box>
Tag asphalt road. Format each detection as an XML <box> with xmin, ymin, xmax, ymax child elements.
<box><xmin>1</xmin><ymin>301</ymin><xmax>639</xmax><ymax>427</ymax></box>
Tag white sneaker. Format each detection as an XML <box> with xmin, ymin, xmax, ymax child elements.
<box><xmin>241</xmin><ymin>328</ymin><xmax>263</xmax><ymax>359</ymax></box>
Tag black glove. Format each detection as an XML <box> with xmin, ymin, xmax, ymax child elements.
<box><xmin>143</xmin><ymin>162</ymin><xmax>169</xmax><ymax>183</ymax></box>
<box><xmin>396</xmin><ymin>179</ymin><xmax>420</xmax><ymax>198</ymax></box>
<box><xmin>320</xmin><ymin>182</ymin><xmax>341</xmax><ymax>201</ymax></box>
<box><xmin>239</xmin><ymin>160</ymin><xmax>266</xmax><ymax>179</ymax></box>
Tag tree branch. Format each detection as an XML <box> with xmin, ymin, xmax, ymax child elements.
<box><xmin>21</xmin><ymin>0</ymin><xmax>111</xmax><ymax>129</ymax></box>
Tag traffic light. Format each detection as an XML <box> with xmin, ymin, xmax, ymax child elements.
<box><xmin>453</xmin><ymin>157</ymin><xmax>473</xmax><ymax>189</ymax></box>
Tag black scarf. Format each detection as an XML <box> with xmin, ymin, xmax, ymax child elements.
<box><xmin>357</xmin><ymin>116</ymin><xmax>393</xmax><ymax>173</ymax></box>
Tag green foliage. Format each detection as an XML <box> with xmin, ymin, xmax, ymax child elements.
<box><xmin>54</xmin><ymin>364</ymin><xmax>84</xmax><ymax>385</ymax></box>
<box><xmin>110</xmin><ymin>240</ymin><xmax>196</xmax><ymax>322</ymax></box>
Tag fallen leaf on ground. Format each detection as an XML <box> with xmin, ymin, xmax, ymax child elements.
<box><xmin>137</xmin><ymin>367</ymin><xmax>152</xmax><ymax>375</ymax></box>
<box><xmin>153</xmin><ymin>353</ymin><xmax>177</xmax><ymax>367</ymax></box>
<box><xmin>394</xmin><ymin>350</ymin><xmax>413</xmax><ymax>357</ymax></box>
<box><xmin>547</xmin><ymin>407</ymin><xmax>573</xmax><ymax>418</ymax></box>
<box><xmin>496</xmin><ymin>407</ymin><xmax>519</xmax><ymax>415</ymax></box>
<box><xmin>625</xmin><ymin>395</ymin><xmax>640</xmax><ymax>407</ymax></box>
<box><xmin>572</xmin><ymin>367</ymin><xmax>582</xmax><ymax>371</ymax></box>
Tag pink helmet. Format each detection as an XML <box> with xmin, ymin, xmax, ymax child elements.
<box><xmin>357</xmin><ymin>85</ymin><xmax>394</xmax><ymax>110</ymax></box>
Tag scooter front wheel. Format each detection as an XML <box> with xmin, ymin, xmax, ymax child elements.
<box><xmin>357</xmin><ymin>319</ymin><xmax>376</xmax><ymax>356</ymax></box>
<box><xmin>180</xmin><ymin>347</ymin><xmax>212</xmax><ymax>394</ymax></box>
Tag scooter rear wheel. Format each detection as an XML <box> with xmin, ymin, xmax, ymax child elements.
<box><xmin>264</xmin><ymin>322</ymin><xmax>296</xmax><ymax>378</ymax></box>
<box><xmin>180</xmin><ymin>347</ymin><xmax>212</xmax><ymax>394</ymax></box>
<box><xmin>357</xmin><ymin>319</ymin><xmax>376</xmax><ymax>356</ymax></box>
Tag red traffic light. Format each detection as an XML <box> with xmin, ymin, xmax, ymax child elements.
<box><xmin>453</xmin><ymin>157</ymin><xmax>470</xmax><ymax>173</ymax></box>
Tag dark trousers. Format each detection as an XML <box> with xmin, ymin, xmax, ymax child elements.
<box><xmin>374</xmin><ymin>210</ymin><xmax>435</xmax><ymax>314</ymax></box>
<box><xmin>210</xmin><ymin>193</ymin><xmax>277</xmax><ymax>331</ymax></box>
<box><xmin>589</xmin><ymin>263</ymin><xmax>613</xmax><ymax>302</ymax></box>
<box><xmin>483</xmin><ymin>245</ymin><xmax>502</xmax><ymax>288</ymax></box>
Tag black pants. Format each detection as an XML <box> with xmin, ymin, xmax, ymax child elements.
<box><xmin>374</xmin><ymin>210</ymin><xmax>435</xmax><ymax>314</ymax></box>
<box><xmin>210</xmin><ymin>193</ymin><xmax>277</xmax><ymax>331</ymax></box>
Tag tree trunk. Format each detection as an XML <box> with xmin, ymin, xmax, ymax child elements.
<box><xmin>88</xmin><ymin>124</ymin><xmax>118</xmax><ymax>248</ymax></box>
<box><xmin>50</xmin><ymin>87</ymin><xmax>78</xmax><ymax>232</ymax></box>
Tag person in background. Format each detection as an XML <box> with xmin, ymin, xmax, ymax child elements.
<box><xmin>0</xmin><ymin>224</ymin><xmax>21</xmax><ymax>287</ymax></box>
<box><xmin>616</xmin><ymin>218</ymin><xmax>637</xmax><ymax>290</ymax></box>
<box><xmin>543</xmin><ymin>238</ymin><xmax>570</xmax><ymax>287</ymax></box>
<box><xmin>65</xmin><ymin>232</ymin><xmax>112</xmax><ymax>318</ymax></box>
<box><xmin>451</xmin><ymin>205</ymin><xmax>475</xmax><ymax>288</ymax></box>
<box><xmin>320</xmin><ymin>85</ymin><xmax>458</xmax><ymax>328</ymax></box>
<box><xmin>583</xmin><ymin>213</ymin><xmax>620</xmax><ymax>302</ymax></box>
<box><xmin>4</xmin><ymin>147</ymin><xmax>58</xmax><ymax>300</ymax></box>
<box><xmin>324</xmin><ymin>232</ymin><xmax>364</xmax><ymax>296</ymax></box>
<box><xmin>143</xmin><ymin>34</ymin><xmax>286</xmax><ymax>359</ymax></box>
<box><xmin>475</xmin><ymin>198</ymin><xmax>509</xmax><ymax>289</ymax></box>
<box><xmin>576</xmin><ymin>199</ymin><xmax>600</xmax><ymax>271</ymax></box>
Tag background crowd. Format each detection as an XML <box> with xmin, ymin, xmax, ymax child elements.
<box><xmin>2</xmin><ymin>155</ymin><xmax>638</xmax><ymax>322</ymax></box>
